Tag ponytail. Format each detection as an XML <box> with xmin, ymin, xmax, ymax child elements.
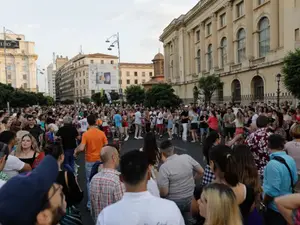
<box><xmin>224</xmin><ymin>154</ymin><xmax>239</xmax><ymax>187</ymax></box>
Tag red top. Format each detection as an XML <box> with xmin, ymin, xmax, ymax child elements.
<box><xmin>207</xmin><ymin>116</ymin><xmax>218</xmax><ymax>131</ymax></box>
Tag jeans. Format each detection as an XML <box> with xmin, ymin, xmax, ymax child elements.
<box><xmin>172</xmin><ymin>197</ymin><xmax>194</xmax><ymax>225</ymax></box>
<box><xmin>64</xmin><ymin>149</ymin><xmax>75</xmax><ymax>174</ymax></box>
<box><xmin>182</xmin><ymin>123</ymin><xmax>188</xmax><ymax>141</ymax></box>
<box><xmin>85</xmin><ymin>161</ymin><xmax>95</xmax><ymax>209</ymax></box>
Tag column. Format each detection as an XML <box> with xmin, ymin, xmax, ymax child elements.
<box><xmin>200</xmin><ymin>22</ymin><xmax>206</xmax><ymax>72</ymax></box>
<box><xmin>187</xmin><ymin>31</ymin><xmax>191</xmax><ymax>75</ymax></box>
<box><xmin>227</xmin><ymin>2</ymin><xmax>234</xmax><ymax>64</ymax></box>
<box><xmin>212</xmin><ymin>13</ymin><xmax>218</xmax><ymax>68</ymax></box>
<box><xmin>163</xmin><ymin>43</ymin><xmax>169</xmax><ymax>81</ymax></box>
<box><xmin>270</xmin><ymin>0</ymin><xmax>279</xmax><ymax>50</ymax></box>
<box><xmin>190</xmin><ymin>30</ymin><xmax>195</xmax><ymax>74</ymax></box>
<box><xmin>245</xmin><ymin>0</ymin><xmax>253</xmax><ymax>59</ymax></box>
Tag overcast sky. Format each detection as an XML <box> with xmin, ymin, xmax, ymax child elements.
<box><xmin>1</xmin><ymin>0</ymin><xmax>198</xmax><ymax>92</ymax></box>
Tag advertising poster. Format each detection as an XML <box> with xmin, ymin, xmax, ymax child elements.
<box><xmin>89</xmin><ymin>64</ymin><xmax>118</xmax><ymax>91</ymax></box>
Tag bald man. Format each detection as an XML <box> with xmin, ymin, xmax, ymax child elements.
<box><xmin>90</xmin><ymin>146</ymin><xmax>125</xmax><ymax>222</ymax></box>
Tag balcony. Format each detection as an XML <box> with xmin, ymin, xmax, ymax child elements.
<box><xmin>230</xmin><ymin>63</ymin><xmax>242</xmax><ymax>71</ymax></box>
<box><xmin>250</xmin><ymin>57</ymin><xmax>265</xmax><ymax>66</ymax></box>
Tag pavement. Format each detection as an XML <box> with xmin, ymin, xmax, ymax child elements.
<box><xmin>76</xmin><ymin>134</ymin><xmax>205</xmax><ymax>224</ymax></box>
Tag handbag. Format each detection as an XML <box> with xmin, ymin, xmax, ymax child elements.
<box><xmin>60</xmin><ymin>171</ymin><xmax>83</xmax><ymax>225</ymax></box>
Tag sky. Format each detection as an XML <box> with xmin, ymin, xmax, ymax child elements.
<box><xmin>1</xmin><ymin>0</ymin><xmax>199</xmax><ymax>92</ymax></box>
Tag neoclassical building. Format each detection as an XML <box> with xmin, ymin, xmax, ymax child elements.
<box><xmin>160</xmin><ymin>0</ymin><xmax>300</xmax><ymax>104</ymax></box>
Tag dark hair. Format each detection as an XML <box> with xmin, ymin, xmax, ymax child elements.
<box><xmin>27</xmin><ymin>114</ymin><xmax>34</xmax><ymax>120</ymax></box>
<box><xmin>2</xmin><ymin>117</ymin><xmax>9</xmax><ymax>125</ymax></box>
<box><xmin>0</xmin><ymin>142</ymin><xmax>9</xmax><ymax>159</ymax></box>
<box><xmin>209</xmin><ymin>145</ymin><xmax>239</xmax><ymax>186</ymax></box>
<box><xmin>0</xmin><ymin>131</ymin><xmax>16</xmax><ymax>145</ymax></box>
<box><xmin>120</xmin><ymin>150</ymin><xmax>149</xmax><ymax>185</ymax></box>
<box><xmin>232</xmin><ymin>145</ymin><xmax>261</xmax><ymax>195</ymax></box>
<box><xmin>211</xmin><ymin>111</ymin><xmax>217</xmax><ymax>117</ymax></box>
<box><xmin>268</xmin><ymin>134</ymin><xmax>285</xmax><ymax>150</ymax></box>
<box><xmin>276</xmin><ymin>111</ymin><xmax>284</xmax><ymax>128</ymax></box>
<box><xmin>87</xmin><ymin>114</ymin><xmax>96</xmax><ymax>126</ymax></box>
<box><xmin>44</xmin><ymin>143</ymin><xmax>64</xmax><ymax>160</ymax></box>
<box><xmin>160</xmin><ymin>140</ymin><xmax>173</xmax><ymax>151</ymax></box>
<box><xmin>203</xmin><ymin>131</ymin><xmax>219</xmax><ymax>162</ymax></box>
<box><xmin>256</xmin><ymin>115</ymin><xmax>269</xmax><ymax>128</ymax></box>
<box><xmin>143</xmin><ymin>132</ymin><xmax>160</xmax><ymax>165</ymax></box>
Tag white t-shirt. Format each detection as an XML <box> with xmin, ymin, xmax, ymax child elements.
<box><xmin>147</xmin><ymin>178</ymin><xmax>160</xmax><ymax>197</ymax></box>
<box><xmin>97</xmin><ymin>191</ymin><xmax>184</xmax><ymax>225</ymax></box>
<box><xmin>3</xmin><ymin>155</ymin><xmax>25</xmax><ymax>178</ymax></box>
<box><xmin>135</xmin><ymin>111</ymin><xmax>142</xmax><ymax>125</ymax></box>
<box><xmin>79</xmin><ymin>118</ymin><xmax>88</xmax><ymax>132</ymax></box>
<box><xmin>157</xmin><ymin>112</ymin><xmax>164</xmax><ymax>125</ymax></box>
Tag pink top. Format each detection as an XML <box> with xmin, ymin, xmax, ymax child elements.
<box><xmin>207</xmin><ymin>116</ymin><xmax>218</xmax><ymax>131</ymax></box>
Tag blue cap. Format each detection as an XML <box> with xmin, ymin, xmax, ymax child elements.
<box><xmin>0</xmin><ymin>155</ymin><xmax>59</xmax><ymax>225</ymax></box>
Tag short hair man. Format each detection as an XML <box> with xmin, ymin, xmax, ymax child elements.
<box><xmin>0</xmin><ymin>155</ymin><xmax>66</xmax><ymax>225</ymax></box>
<box><xmin>97</xmin><ymin>150</ymin><xmax>184</xmax><ymax>225</ymax></box>
<box><xmin>90</xmin><ymin>146</ymin><xmax>125</xmax><ymax>221</ymax></box>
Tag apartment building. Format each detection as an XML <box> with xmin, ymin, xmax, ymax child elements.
<box><xmin>160</xmin><ymin>0</ymin><xmax>300</xmax><ymax>104</ymax></box>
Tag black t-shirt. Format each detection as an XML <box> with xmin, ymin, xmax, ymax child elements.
<box><xmin>24</xmin><ymin>125</ymin><xmax>43</xmax><ymax>145</ymax></box>
<box><xmin>199</xmin><ymin>115</ymin><xmax>209</xmax><ymax>128</ymax></box>
<box><xmin>46</xmin><ymin>117</ymin><xmax>55</xmax><ymax>125</ymax></box>
<box><xmin>56</xmin><ymin>125</ymin><xmax>79</xmax><ymax>149</ymax></box>
<box><xmin>181</xmin><ymin>111</ymin><xmax>189</xmax><ymax>123</ymax></box>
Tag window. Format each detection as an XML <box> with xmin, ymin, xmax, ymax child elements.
<box><xmin>258</xmin><ymin>17</ymin><xmax>270</xmax><ymax>57</ymax></box>
<box><xmin>207</xmin><ymin>23</ymin><xmax>212</xmax><ymax>36</ymax></box>
<box><xmin>170</xmin><ymin>44</ymin><xmax>173</xmax><ymax>53</ymax></box>
<box><xmin>196</xmin><ymin>30</ymin><xmax>200</xmax><ymax>41</ymax></box>
<box><xmin>220</xmin><ymin>13</ymin><xmax>226</xmax><ymax>27</ymax></box>
<box><xmin>296</xmin><ymin>28</ymin><xmax>300</xmax><ymax>41</ymax></box>
<box><xmin>110</xmin><ymin>60</ymin><xmax>114</xmax><ymax>64</ymax></box>
<box><xmin>7</xmin><ymin>74</ymin><xmax>11</xmax><ymax>80</ymax></box>
<box><xmin>84</xmin><ymin>89</ymin><xmax>86</xmax><ymax>95</ymax></box>
<box><xmin>76</xmin><ymin>81</ymin><xmax>78</xmax><ymax>86</ymax></box>
<box><xmin>134</xmin><ymin>72</ymin><xmax>138</xmax><ymax>76</ymax></box>
<box><xmin>23</xmin><ymin>83</ymin><xmax>27</xmax><ymax>89</ymax></box>
<box><xmin>149</xmin><ymin>72</ymin><xmax>153</xmax><ymax>76</ymax></box>
<box><xmin>134</xmin><ymin>79</ymin><xmax>138</xmax><ymax>84</ymax></box>
<box><xmin>141</xmin><ymin>72</ymin><xmax>145</xmax><ymax>77</ymax></box>
<box><xmin>236</xmin><ymin>1</ymin><xmax>244</xmax><ymax>18</ymax></box>
<box><xmin>127</xmin><ymin>79</ymin><xmax>130</xmax><ymax>84</ymax></box>
<box><xmin>126</xmin><ymin>71</ymin><xmax>130</xmax><ymax>76</ymax></box>
<box><xmin>196</xmin><ymin>49</ymin><xmax>201</xmax><ymax>73</ymax></box>
<box><xmin>220</xmin><ymin>37</ymin><xmax>227</xmax><ymax>67</ymax></box>
<box><xmin>80</xmin><ymin>90</ymin><xmax>82</xmax><ymax>96</ymax></box>
<box><xmin>142</xmin><ymin>79</ymin><xmax>145</xmax><ymax>83</ymax></box>
<box><xmin>101</xmin><ymin>60</ymin><xmax>104</xmax><ymax>64</ymax></box>
<box><xmin>83</xmin><ymin>79</ymin><xmax>85</xmax><ymax>85</ymax></box>
<box><xmin>258</xmin><ymin>0</ymin><xmax>265</xmax><ymax>5</ymax></box>
<box><xmin>237</xmin><ymin>28</ymin><xmax>246</xmax><ymax>63</ymax></box>
<box><xmin>23</xmin><ymin>74</ymin><xmax>27</xmax><ymax>80</ymax></box>
<box><xmin>90</xmin><ymin>60</ymin><xmax>94</xmax><ymax>64</ymax></box>
<box><xmin>119</xmin><ymin>79</ymin><xmax>122</xmax><ymax>85</ymax></box>
<box><xmin>80</xmin><ymin>80</ymin><xmax>82</xmax><ymax>85</ymax></box>
<box><xmin>207</xmin><ymin>44</ymin><xmax>213</xmax><ymax>70</ymax></box>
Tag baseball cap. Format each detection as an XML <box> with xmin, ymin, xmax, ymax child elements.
<box><xmin>0</xmin><ymin>155</ymin><xmax>59</xmax><ymax>225</ymax></box>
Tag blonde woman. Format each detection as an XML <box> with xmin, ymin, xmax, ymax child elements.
<box><xmin>12</xmin><ymin>134</ymin><xmax>44</xmax><ymax>169</ymax></box>
<box><xmin>198</xmin><ymin>183</ymin><xmax>243</xmax><ymax>225</ymax></box>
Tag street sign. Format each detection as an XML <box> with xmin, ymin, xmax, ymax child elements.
<box><xmin>0</xmin><ymin>40</ymin><xmax>20</xmax><ymax>49</ymax></box>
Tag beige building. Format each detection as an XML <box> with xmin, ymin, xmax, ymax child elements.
<box><xmin>0</xmin><ymin>33</ymin><xmax>38</xmax><ymax>92</ymax></box>
<box><xmin>160</xmin><ymin>0</ymin><xmax>300</xmax><ymax>104</ymax></box>
<box><xmin>120</xmin><ymin>63</ymin><xmax>154</xmax><ymax>90</ymax></box>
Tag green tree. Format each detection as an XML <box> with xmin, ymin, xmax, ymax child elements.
<box><xmin>144</xmin><ymin>84</ymin><xmax>182</xmax><ymax>108</ymax></box>
<box><xmin>283</xmin><ymin>49</ymin><xmax>300</xmax><ymax>99</ymax></box>
<box><xmin>45</xmin><ymin>96</ymin><xmax>55</xmax><ymax>105</ymax></box>
<box><xmin>81</xmin><ymin>97</ymin><xmax>91</xmax><ymax>105</ymax></box>
<box><xmin>109</xmin><ymin>90</ymin><xmax>119</xmax><ymax>101</ymax></box>
<box><xmin>193</xmin><ymin>86</ymin><xmax>199</xmax><ymax>105</ymax></box>
<box><xmin>125</xmin><ymin>85</ymin><xmax>145</xmax><ymax>105</ymax></box>
<box><xmin>198</xmin><ymin>75</ymin><xmax>223</xmax><ymax>105</ymax></box>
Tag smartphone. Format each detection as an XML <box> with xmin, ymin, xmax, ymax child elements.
<box><xmin>0</xmin><ymin>151</ymin><xmax>7</xmax><ymax>160</ymax></box>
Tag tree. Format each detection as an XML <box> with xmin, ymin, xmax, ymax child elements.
<box><xmin>144</xmin><ymin>84</ymin><xmax>182</xmax><ymax>108</ymax></box>
<box><xmin>125</xmin><ymin>85</ymin><xmax>145</xmax><ymax>105</ymax></box>
<box><xmin>45</xmin><ymin>96</ymin><xmax>54</xmax><ymax>106</ymax></box>
<box><xmin>193</xmin><ymin>86</ymin><xmax>199</xmax><ymax>105</ymax></box>
<box><xmin>109</xmin><ymin>90</ymin><xmax>119</xmax><ymax>101</ymax></box>
<box><xmin>81</xmin><ymin>97</ymin><xmax>91</xmax><ymax>105</ymax></box>
<box><xmin>198</xmin><ymin>75</ymin><xmax>223</xmax><ymax>105</ymax></box>
<box><xmin>283</xmin><ymin>49</ymin><xmax>300</xmax><ymax>99</ymax></box>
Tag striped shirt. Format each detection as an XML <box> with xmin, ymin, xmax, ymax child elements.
<box><xmin>90</xmin><ymin>168</ymin><xmax>125</xmax><ymax>221</ymax></box>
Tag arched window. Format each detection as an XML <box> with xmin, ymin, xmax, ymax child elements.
<box><xmin>259</xmin><ymin>17</ymin><xmax>270</xmax><ymax>57</ymax></box>
<box><xmin>207</xmin><ymin>44</ymin><xmax>213</xmax><ymax>70</ymax></box>
<box><xmin>237</xmin><ymin>28</ymin><xmax>246</xmax><ymax>63</ymax></box>
<box><xmin>196</xmin><ymin>49</ymin><xmax>201</xmax><ymax>73</ymax></box>
<box><xmin>220</xmin><ymin>37</ymin><xmax>227</xmax><ymax>68</ymax></box>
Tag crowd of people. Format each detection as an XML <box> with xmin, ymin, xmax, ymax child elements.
<box><xmin>0</xmin><ymin>101</ymin><xmax>299</xmax><ymax>225</ymax></box>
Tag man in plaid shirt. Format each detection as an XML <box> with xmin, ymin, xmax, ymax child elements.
<box><xmin>90</xmin><ymin>146</ymin><xmax>125</xmax><ymax>221</ymax></box>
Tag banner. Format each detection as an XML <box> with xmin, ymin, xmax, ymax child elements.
<box><xmin>0</xmin><ymin>40</ymin><xmax>20</xmax><ymax>49</ymax></box>
<box><xmin>89</xmin><ymin>64</ymin><xmax>118</xmax><ymax>91</ymax></box>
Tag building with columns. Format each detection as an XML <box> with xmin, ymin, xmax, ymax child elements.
<box><xmin>160</xmin><ymin>0</ymin><xmax>300</xmax><ymax>104</ymax></box>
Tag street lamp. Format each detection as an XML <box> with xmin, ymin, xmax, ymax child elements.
<box><xmin>105</xmin><ymin>32</ymin><xmax>122</xmax><ymax>104</ymax></box>
<box><xmin>276</xmin><ymin>73</ymin><xmax>281</xmax><ymax>108</ymax></box>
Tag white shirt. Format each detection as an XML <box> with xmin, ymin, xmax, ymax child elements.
<box><xmin>156</xmin><ymin>112</ymin><xmax>163</xmax><ymax>125</ymax></box>
<box><xmin>3</xmin><ymin>155</ymin><xmax>25</xmax><ymax>179</ymax></box>
<box><xmin>79</xmin><ymin>118</ymin><xmax>88</xmax><ymax>132</ymax></box>
<box><xmin>147</xmin><ymin>178</ymin><xmax>160</xmax><ymax>197</ymax></box>
<box><xmin>97</xmin><ymin>191</ymin><xmax>184</xmax><ymax>225</ymax></box>
<box><xmin>135</xmin><ymin>111</ymin><xmax>142</xmax><ymax>125</ymax></box>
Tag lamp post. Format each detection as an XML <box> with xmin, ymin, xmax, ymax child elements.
<box><xmin>276</xmin><ymin>73</ymin><xmax>281</xmax><ymax>108</ymax></box>
<box><xmin>105</xmin><ymin>32</ymin><xmax>122</xmax><ymax>104</ymax></box>
<box><xmin>3</xmin><ymin>27</ymin><xmax>21</xmax><ymax>86</ymax></box>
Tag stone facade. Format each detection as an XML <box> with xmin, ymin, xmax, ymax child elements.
<box><xmin>160</xmin><ymin>0</ymin><xmax>300</xmax><ymax>104</ymax></box>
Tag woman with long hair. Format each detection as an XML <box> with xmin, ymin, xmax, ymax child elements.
<box><xmin>190</xmin><ymin>108</ymin><xmax>199</xmax><ymax>143</ymax></box>
<box><xmin>198</xmin><ymin>183</ymin><xmax>243</xmax><ymax>225</ymax></box>
<box><xmin>13</xmin><ymin>133</ymin><xmax>44</xmax><ymax>169</ymax></box>
<box><xmin>209</xmin><ymin>145</ymin><xmax>255</xmax><ymax>223</ymax></box>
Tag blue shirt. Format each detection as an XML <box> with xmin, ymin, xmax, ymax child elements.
<box><xmin>263</xmin><ymin>151</ymin><xmax>298</xmax><ymax>212</ymax></box>
<box><xmin>114</xmin><ymin>114</ymin><xmax>122</xmax><ymax>127</ymax></box>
